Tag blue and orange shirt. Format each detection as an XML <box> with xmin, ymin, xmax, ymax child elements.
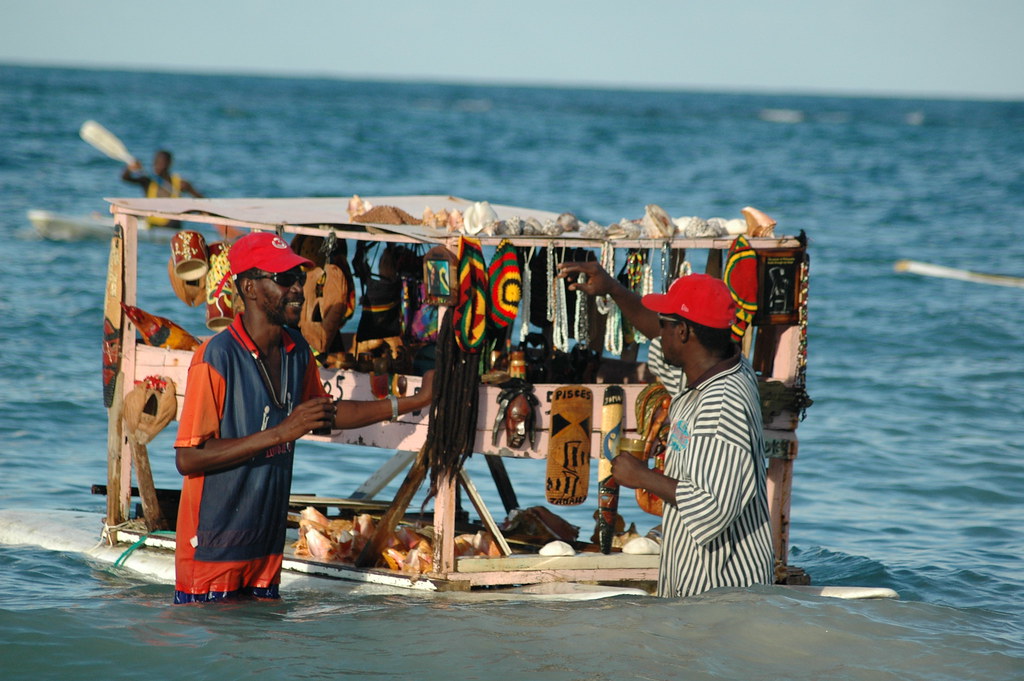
<box><xmin>173</xmin><ymin>315</ymin><xmax>326</xmax><ymax>600</ymax></box>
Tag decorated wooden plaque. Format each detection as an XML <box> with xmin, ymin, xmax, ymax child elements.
<box><xmin>597</xmin><ymin>386</ymin><xmax>624</xmax><ymax>553</ymax></box>
<box><xmin>545</xmin><ymin>385</ymin><xmax>593</xmax><ymax>506</ymax></box>
<box><xmin>755</xmin><ymin>249</ymin><xmax>805</xmax><ymax>325</ymax></box>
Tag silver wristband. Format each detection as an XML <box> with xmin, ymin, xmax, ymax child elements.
<box><xmin>388</xmin><ymin>394</ymin><xmax>399</xmax><ymax>421</ymax></box>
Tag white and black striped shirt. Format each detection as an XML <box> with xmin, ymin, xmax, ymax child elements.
<box><xmin>657</xmin><ymin>355</ymin><xmax>774</xmax><ymax>597</ymax></box>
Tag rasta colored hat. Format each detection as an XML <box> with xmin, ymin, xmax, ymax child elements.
<box><xmin>454</xmin><ymin>236</ymin><xmax>487</xmax><ymax>353</ymax></box>
<box><xmin>642</xmin><ymin>273</ymin><xmax>737</xmax><ymax>329</ymax></box>
<box><xmin>723</xmin><ymin>235</ymin><xmax>759</xmax><ymax>341</ymax></box>
<box><xmin>228</xmin><ymin>232</ymin><xmax>313</xmax><ymax>275</ymax></box>
<box><xmin>487</xmin><ymin>239</ymin><xmax>522</xmax><ymax>328</ymax></box>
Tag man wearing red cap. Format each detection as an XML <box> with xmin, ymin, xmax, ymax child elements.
<box><xmin>559</xmin><ymin>262</ymin><xmax>773</xmax><ymax>597</ymax></box>
<box><xmin>172</xmin><ymin>232</ymin><xmax>434</xmax><ymax>604</ymax></box>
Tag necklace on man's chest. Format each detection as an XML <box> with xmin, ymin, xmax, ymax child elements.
<box><xmin>252</xmin><ymin>349</ymin><xmax>288</xmax><ymax>410</ymax></box>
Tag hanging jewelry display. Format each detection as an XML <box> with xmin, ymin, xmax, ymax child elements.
<box><xmin>552</xmin><ymin>247</ymin><xmax>570</xmax><ymax>353</ymax></box>
<box><xmin>546</xmin><ymin>246</ymin><xmax>556</xmax><ymax>324</ymax></box>
<box><xmin>627</xmin><ymin>249</ymin><xmax>653</xmax><ymax>344</ymax></box>
<box><xmin>595</xmin><ymin>242</ymin><xmax>613</xmax><ymax>315</ymax></box>
<box><xmin>594</xmin><ymin>242</ymin><xmax>622</xmax><ymax>356</ymax></box>
<box><xmin>660</xmin><ymin>242</ymin><xmax>671</xmax><ymax>293</ymax></box>
<box><xmin>518</xmin><ymin>247</ymin><xmax>535</xmax><ymax>346</ymax></box>
<box><xmin>574</xmin><ymin>272</ymin><xmax>589</xmax><ymax>349</ymax></box>
<box><xmin>795</xmin><ymin>255</ymin><xmax>813</xmax><ymax>421</ymax></box>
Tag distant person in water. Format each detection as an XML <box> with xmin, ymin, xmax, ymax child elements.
<box><xmin>121</xmin><ymin>149</ymin><xmax>203</xmax><ymax>229</ymax></box>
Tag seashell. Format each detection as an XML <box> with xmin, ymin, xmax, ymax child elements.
<box><xmin>522</xmin><ymin>217</ymin><xmax>544</xmax><ymax>235</ymax></box>
<box><xmin>672</xmin><ymin>216</ymin><xmax>694</xmax><ymax>235</ymax></box>
<box><xmin>706</xmin><ymin>217</ymin><xmax>731</xmax><ymax>237</ymax></box>
<box><xmin>724</xmin><ymin>218</ymin><xmax>747</xmax><ymax>235</ymax></box>
<box><xmin>676</xmin><ymin>216</ymin><xmax>718</xmax><ymax>238</ymax></box>
<box><xmin>446</xmin><ymin>209</ymin><xmax>464</xmax><ymax>233</ymax></box>
<box><xmin>580</xmin><ymin>221</ymin><xmax>606</xmax><ymax>239</ymax></box>
<box><xmin>622</xmin><ymin>536</ymin><xmax>661</xmax><ymax>555</ymax></box>
<box><xmin>539</xmin><ymin>540</ymin><xmax>576</xmax><ymax>556</ymax></box>
<box><xmin>542</xmin><ymin>218</ymin><xmax>564</xmax><ymax>236</ymax></box>
<box><xmin>305</xmin><ymin>527</ymin><xmax>338</xmax><ymax>560</ymax></box>
<box><xmin>618</xmin><ymin>219</ymin><xmax>641</xmax><ymax>239</ymax></box>
<box><xmin>642</xmin><ymin>204</ymin><xmax>675</xmax><ymax>238</ymax></box>
<box><xmin>605</xmin><ymin>223</ymin><xmax>626</xmax><ymax>239</ymax></box>
<box><xmin>422</xmin><ymin>207</ymin><xmax>450</xmax><ymax>228</ymax></box>
<box><xmin>503</xmin><ymin>216</ymin><xmax>523</xmax><ymax>235</ymax></box>
<box><xmin>742</xmin><ymin>206</ymin><xmax>777</xmax><ymax>237</ymax></box>
<box><xmin>484</xmin><ymin>219</ymin><xmax>503</xmax><ymax>236</ymax></box>
<box><xmin>556</xmin><ymin>212</ymin><xmax>580</xmax><ymax>232</ymax></box>
<box><xmin>464</xmin><ymin>201</ymin><xmax>498</xmax><ymax>236</ymax></box>
<box><xmin>347</xmin><ymin>195</ymin><xmax>373</xmax><ymax>220</ymax></box>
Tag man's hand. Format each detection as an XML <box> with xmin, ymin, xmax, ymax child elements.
<box><xmin>279</xmin><ymin>396</ymin><xmax>335</xmax><ymax>440</ymax></box>
<box><xmin>557</xmin><ymin>260</ymin><xmax>617</xmax><ymax>296</ymax></box>
<box><xmin>610</xmin><ymin>451</ymin><xmax>650</xmax><ymax>489</ymax></box>
<box><xmin>612</xmin><ymin>452</ymin><xmax>679</xmax><ymax>503</ymax></box>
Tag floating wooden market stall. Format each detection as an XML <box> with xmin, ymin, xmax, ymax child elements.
<box><xmin>100</xmin><ymin>195</ymin><xmax>812</xmax><ymax>594</ymax></box>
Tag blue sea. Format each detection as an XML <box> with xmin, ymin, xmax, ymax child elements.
<box><xmin>1</xmin><ymin>64</ymin><xmax>1022</xmax><ymax>680</ymax></box>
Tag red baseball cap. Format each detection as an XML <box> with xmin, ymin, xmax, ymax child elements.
<box><xmin>642</xmin><ymin>274</ymin><xmax>737</xmax><ymax>329</ymax></box>
<box><xmin>228</xmin><ymin>232</ymin><xmax>312</xmax><ymax>275</ymax></box>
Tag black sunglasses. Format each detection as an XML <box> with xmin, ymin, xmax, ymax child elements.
<box><xmin>248</xmin><ymin>269</ymin><xmax>307</xmax><ymax>288</ymax></box>
<box><xmin>658</xmin><ymin>313</ymin><xmax>686</xmax><ymax>326</ymax></box>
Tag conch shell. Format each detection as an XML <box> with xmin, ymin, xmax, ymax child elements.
<box><xmin>642</xmin><ymin>204</ymin><xmax>675</xmax><ymax>238</ymax></box>
<box><xmin>347</xmin><ymin>195</ymin><xmax>374</xmax><ymax>220</ymax></box>
<box><xmin>742</xmin><ymin>206</ymin><xmax>777</xmax><ymax>237</ymax></box>
<box><xmin>463</xmin><ymin>201</ymin><xmax>498</xmax><ymax>235</ymax></box>
<box><xmin>539</xmin><ymin>540</ymin><xmax>575</xmax><ymax>556</ymax></box>
<box><xmin>622</xmin><ymin>536</ymin><xmax>661</xmax><ymax>555</ymax></box>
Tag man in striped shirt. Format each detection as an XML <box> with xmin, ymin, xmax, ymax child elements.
<box><xmin>558</xmin><ymin>263</ymin><xmax>773</xmax><ymax>597</ymax></box>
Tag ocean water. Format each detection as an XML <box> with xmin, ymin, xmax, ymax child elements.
<box><xmin>1</xmin><ymin>64</ymin><xmax>1023</xmax><ymax>680</ymax></box>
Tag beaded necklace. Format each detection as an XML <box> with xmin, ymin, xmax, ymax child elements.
<box><xmin>551</xmin><ymin>247</ymin><xmax>570</xmax><ymax>352</ymax></box>
<box><xmin>574</xmin><ymin>272</ymin><xmax>589</xmax><ymax>349</ymax></box>
<box><xmin>595</xmin><ymin>242</ymin><xmax>622</xmax><ymax>356</ymax></box>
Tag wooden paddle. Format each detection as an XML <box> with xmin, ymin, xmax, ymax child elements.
<box><xmin>597</xmin><ymin>386</ymin><xmax>624</xmax><ymax>554</ymax></box>
<box><xmin>79</xmin><ymin>120</ymin><xmax>137</xmax><ymax>166</ymax></box>
<box><xmin>545</xmin><ymin>385</ymin><xmax>593</xmax><ymax>506</ymax></box>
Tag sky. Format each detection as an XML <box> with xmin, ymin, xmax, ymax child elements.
<box><xmin>1</xmin><ymin>0</ymin><xmax>1022</xmax><ymax>100</ymax></box>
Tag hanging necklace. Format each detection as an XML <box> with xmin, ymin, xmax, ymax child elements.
<box><xmin>546</xmin><ymin>246</ymin><xmax>556</xmax><ymax>324</ymax></box>
<box><xmin>595</xmin><ymin>241</ymin><xmax>614</xmax><ymax>315</ymax></box>
<box><xmin>574</xmin><ymin>272</ymin><xmax>589</xmax><ymax>349</ymax></box>
<box><xmin>239</xmin><ymin>319</ymin><xmax>289</xmax><ymax>411</ymax></box>
<box><xmin>552</xmin><ymin>247</ymin><xmax>570</xmax><ymax>352</ymax></box>
<box><xmin>519</xmin><ymin>246</ymin><xmax>535</xmax><ymax>345</ymax></box>
<box><xmin>253</xmin><ymin>350</ymin><xmax>288</xmax><ymax>411</ymax></box>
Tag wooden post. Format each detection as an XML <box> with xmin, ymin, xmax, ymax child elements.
<box><xmin>129</xmin><ymin>440</ymin><xmax>168</xmax><ymax>530</ymax></box>
<box><xmin>105</xmin><ymin>372</ymin><xmax>125</xmax><ymax>525</ymax></box>
<box><xmin>432</xmin><ymin>472</ymin><xmax>458</xmax><ymax>575</ymax></box>
<box><xmin>117</xmin><ymin>214</ymin><xmax>139</xmax><ymax>521</ymax></box>
<box><xmin>765</xmin><ymin>437</ymin><xmax>797</xmax><ymax>566</ymax></box>
<box><xmin>705</xmin><ymin>248</ymin><xmax>723</xmax><ymax>278</ymax></box>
